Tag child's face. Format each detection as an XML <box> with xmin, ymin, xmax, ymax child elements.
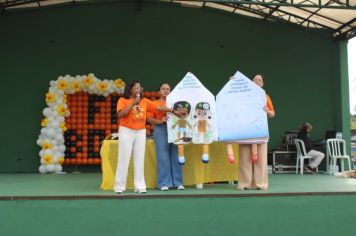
<box><xmin>176</xmin><ymin>107</ymin><xmax>189</xmax><ymax>118</ymax></box>
<box><xmin>194</xmin><ymin>109</ymin><xmax>211</xmax><ymax>120</ymax></box>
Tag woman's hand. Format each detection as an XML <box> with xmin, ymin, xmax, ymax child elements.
<box><xmin>162</xmin><ymin>116</ymin><xmax>168</xmax><ymax>123</ymax></box>
<box><xmin>264</xmin><ymin>106</ymin><xmax>275</xmax><ymax>118</ymax></box>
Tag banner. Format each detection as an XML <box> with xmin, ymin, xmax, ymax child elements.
<box><xmin>216</xmin><ymin>71</ymin><xmax>269</xmax><ymax>143</ymax></box>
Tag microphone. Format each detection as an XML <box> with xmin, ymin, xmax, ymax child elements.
<box><xmin>136</xmin><ymin>93</ymin><xmax>141</xmax><ymax>106</ymax></box>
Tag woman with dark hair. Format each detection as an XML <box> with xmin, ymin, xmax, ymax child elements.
<box><xmin>114</xmin><ymin>80</ymin><xmax>173</xmax><ymax>194</ymax></box>
<box><xmin>147</xmin><ymin>83</ymin><xmax>184</xmax><ymax>191</ymax></box>
<box><xmin>297</xmin><ymin>122</ymin><xmax>325</xmax><ymax>174</ymax></box>
<box><xmin>237</xmin><ymin>74</ymin><xmax>275</xmax><ymax>190</ymax></box>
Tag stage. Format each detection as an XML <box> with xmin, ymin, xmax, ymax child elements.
<box><xmin>1</xmin><ymin>173</ymin><xmax>356</xmax><ymax>199</ymax></box>
<box><xmin>1</xmin><ymin>173</ymin><xmax>356</xmax><ymax>236</ymax></box>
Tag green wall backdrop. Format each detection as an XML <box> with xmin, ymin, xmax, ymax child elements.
<box><xmin>0</xmin><ymin>2</ymin><xmax>343</xmax><ymax>172</ymax></box>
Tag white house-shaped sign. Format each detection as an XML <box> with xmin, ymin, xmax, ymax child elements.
<box><xmin>216</xmin><ymin>71</ymin><xmax>269</xmax><ymax>143</ymax></box>
<box><xmin>167</xmin><ymin>72</ymin><xmax>217</xmax><ymax>145</ymax></box>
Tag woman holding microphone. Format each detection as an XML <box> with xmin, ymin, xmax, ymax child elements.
<box><xmin>114</xmin><ymin>80</ymin><xmax>173</xmax><ymax>194</ymax></box>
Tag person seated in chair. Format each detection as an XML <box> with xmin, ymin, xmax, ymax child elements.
<box><xmin>297</xmin><ymin>122</ymin><xmax>325</xmax><ymax>174</ymax></box>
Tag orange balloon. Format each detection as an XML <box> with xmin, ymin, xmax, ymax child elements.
<box><xmin>94</xmin><ymin>158</ymin><xmax>101</xmax><ymax>165</ymax></box>
<box><xmin>70</xmin><ymin>158</ymin><xmax>76</xmax><ymax>165</ymax></box>
<box><xmin>87</xmin><ymin>158</ymin><xmax>94</xmax><ymax>165</ymax></box>
<box><xmin>81</xmin><ymin>158</ymin><xmax>88</xmax><ymax>165</ymax></box>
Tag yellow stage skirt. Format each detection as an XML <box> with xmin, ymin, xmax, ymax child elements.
<box><xmin>100</xmin><ymin>139</ymin><xmax>239</xmax><ymax>190</ymax></box>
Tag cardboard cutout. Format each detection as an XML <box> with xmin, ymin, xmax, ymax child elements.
<box><xmin>167</xmin><ymin>72</ymin><xmax>217</xmax><ymax>164</ymax></box>
<box><xmin>216</xmin><ymin>71</ymin><xmax>269</xmax><ymax>163</ymax></box>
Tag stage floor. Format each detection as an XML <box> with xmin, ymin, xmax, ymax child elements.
<box><xmin>1</xmin><ymin>173</ymin><xmax>356</xmax><ymax>200</ymax></box>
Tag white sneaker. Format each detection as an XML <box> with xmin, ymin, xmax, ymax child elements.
<box><xmin>134</xmin><ymin>189</ymin><xmax>147</xmax><ymax>194</ymax></box>
<box><xmin>160</xmin><ymin>186</ymin><xmax>169</xmax><ymax>191</ymax></box>
<box><xmin>177</xmin><ymin>185</ymin><xmax>185</xmax><ymax>190</ymax></box>
<box><xmin>114</xmin><ymin>189</ymin><xmax>123</xmax><ymax>194</ymax></box>
<box><xmin>139</xmin><ymin>189</ymin><xmax>147</xmax><ymax>194</ymax></box>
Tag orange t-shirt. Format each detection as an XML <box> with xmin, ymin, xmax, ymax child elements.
<box><xmin>117</xmin><ymin>97</ymin><xmax>158</xmax><ymax>130</ymax></box>
<box><xmin>147</xmin><ymin>100</ymin><xmax>167</xmax><ymax>128</ymax></box>
<box><xmin>150</xmin><ymin>100</ymin><xmax>166</xmax><ymax>121</ymax></box>
<box><xmin>266</xmin><ymin>94</ymin><xmax>274</xmax><ymax>112</ymax></box>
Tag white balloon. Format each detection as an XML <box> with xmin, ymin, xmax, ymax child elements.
<box><xmin>36</xmin><ymin>139</ymin><xmax>42</xmax><ymax>146</ymax></box>
<box><xmin>39</xmin><ymin>165</ymin><xmax>47</xmax><ymax>173</ymax></box>
<box><xmin>39</xmin><ymin>150</ymin><xmax>44</xmax><ymax>157</ymax></box>
<box><xmin>43</xmin><ymin>108</ymin><xmax>52</xmax><ymax>117</ymax></box>
<box><xmin>46</xmin><ymin>128</ymin><xmax>56</xmax><ymax>138</ymax></box>
<box><xmin>52</xmin><ymin>146</ymin><xmax>59</xmax><ymax>152</ymax></box>
<box><xmin>51</xmin><ymin>111</ymin><xmax>58</xmax><ymax>117</ymax></box>
<box><xmin>50</xmin><ymin>120</ymin><xmax>60</xmax><ymax>128</ymax></box>
<box><xmin>40</xmin><ymin>128</ymin><xmax>47</xmax><ymax>136</ymax></box>
<box><xmin>54</xmin><ymin>164</ymin><xmax>62</xmax><ymax>173</ymax></box>
<box><xmin>56</xmin><ymin>116</ymin><xmax>65</xmax><ymax>123</ymax></box>
<box><xmin>55</xmin><ymin>134</ymin><xmax>64</xmax><ymax>143</ymax></box>
<box><xmin>44</xmin><ymin>149</ymin><xmax>53</xmax><ymax>156</ymax></box>
<box><xmin>46</xmin><ymin>164</ymin><xmax>55</xmax><ymax>172</ymax></box>
<box><xmin>59</xmin><ymin>145</ymin><xmax>66</xmax><ymax>152</ymax></box>
<box><xmin>52</xmin><ymin>156</ymin><xmax>58</xmax><ymax>163</ymax></box>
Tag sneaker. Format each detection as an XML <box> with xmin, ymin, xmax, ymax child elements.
<box><xmin>114</xmin><ymin>189</ymin><xmax>123</xmax><ymax>194</ymax></box>
<box><xmin>139</xmin><ymin>189</ymin><xmax>147</xmax><ymax>194</ymax></box>
<box><xmin>134</xmin><ymin>189</ymin><xmax>147</xmax><ymax>194</ymax></box>
<box><xmin>305</xmin><ymin>166</ymin><xmax>316</xmax><ymax>174</ymax></box>
<box><xmin>160</xmin><ymin>186</ymin><xmax>169</xmax><ymax>191</ymax></box>
<box><xmin>177</xmin><ymin>185</ymin><xmax>185</xmax><ymax>190</ymax></box>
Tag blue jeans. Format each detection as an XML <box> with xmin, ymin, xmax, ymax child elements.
<box><xmin>153</xmin><ymin>123</ymin><xmax>183</xmax><ymax>188</ymax></box>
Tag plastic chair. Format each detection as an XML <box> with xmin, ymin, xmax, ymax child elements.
<box><xmin>326</xmin><ymin>138</ymin><xmax>351</xmax><ymax>174</ymax></box>
<box><xmin>294</xmin><ymin>139</ymin><xmax>318</xmax><ymax>175</ymax></box>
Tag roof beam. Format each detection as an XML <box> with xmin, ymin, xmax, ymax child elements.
<box><xmin>0</xmin><ymin>0</ymin><xmax>49</xmax><ymax>8</ymax></box>
<box><xmin>334</xmin><ymin>26</ymin><xmax>356</xmax><ymax>40</ymax></box>
<box><xmin>225</xmin><ymin>2</ymin><xmax>335</xmax><ymax>30</ymax></box>
<box><xmin>174</xmin><ymin>0</ymin><xmax>356</xmax><ymax>9</ymax></box>
<box><xmin>333</xmin><ymin>17</ymin><xmax>356</xmax><ymax>39</ymax></box>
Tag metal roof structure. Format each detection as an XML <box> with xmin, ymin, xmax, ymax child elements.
<box><xmin>0</xmin><ymin>0</ymin><xmax>355</xmax><ymax>40</ymax></box>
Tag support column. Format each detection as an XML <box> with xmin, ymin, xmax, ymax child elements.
<box><xmin>338</xmin><ymin>41</ymin><xmax>351</xmax><ymax>159</ymax></box>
